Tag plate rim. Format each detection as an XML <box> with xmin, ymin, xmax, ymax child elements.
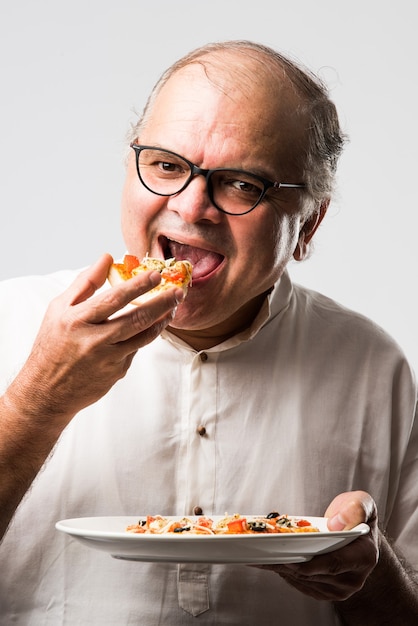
<box><xmin>55</xmin><ymin>515</ymin><xmax>370</xmax><ymax>541</ymax></box>
<box><xmin>55</xmin><ymin>515</ymin><xmax>369</xmax><ymax>564</ymax></box>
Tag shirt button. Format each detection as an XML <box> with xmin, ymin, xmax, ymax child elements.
<box><xmin>197</xmin><ymin>425</ymin><xmax>206</xmax><ymax>437</ymax></box>
<box><xmin>199</xmin><ymin>352</ymin><xmax>208</xmax><ymax>362</ymax></box>
<box><xmin>194</xmin><ymin>506</ymin><xmax>203</xmax><ymax>515</ymax></box>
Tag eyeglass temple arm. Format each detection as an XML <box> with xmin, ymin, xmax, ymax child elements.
<box><xmin>274</xmin><ymin>182</ymin><xmax>306</xmax><ymax>189</ymax></box>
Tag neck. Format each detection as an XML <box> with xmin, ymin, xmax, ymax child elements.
<box><xmin>167</xmin><ymin>291</ymin><xmax>269</xmax><ymax>351</ymax></box>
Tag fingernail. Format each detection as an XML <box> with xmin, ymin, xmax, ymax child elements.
<box><xmin>149</xmin><ymin>270</ymin><xmax>162</xmax><ymax>285</ymax></box>
<box><xmin>328</xmin><ymin>513</ymin><xmax>346</xmax><ymax>531</ymax></box>
<box><xmin>174</xmin><ymin>288</ymin><xmax>185</xmax><ymax>304</ymax></box>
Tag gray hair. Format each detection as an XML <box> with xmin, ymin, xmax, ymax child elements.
<box><xmin>128</xmin><ymin>40</ymin><xmax>347</xmax><ymax>207</ymax></box>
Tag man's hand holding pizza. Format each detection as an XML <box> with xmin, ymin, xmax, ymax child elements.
<box><xmin>0</xmin><ymin>252</ymin><xmax>190</xmax><ymax>539</ymax></box>
<box><xmin>4</xmin><ymin>253</ymin><xmax>189</xmax><ymax>424</ymax></box>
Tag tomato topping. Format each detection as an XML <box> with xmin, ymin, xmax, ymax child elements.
<box><xmin>226</xmin><ymin>518</ymin><xmax>248</xmax><ymax>533</ymax></box>
<box><xmin>123</xmin><ymin>254</ymin><xmax>140</xmax><ymax>273</ymax></box>
<box><xmin>296</xmin><ymin>519</ymin><xmax>311</xmax><ymax>527</ymax></box>
<box><xmin>161</xmin><ymin>268</ymin><xmax>184</xmax><ymax>282</ymax></box>
<box><xmin>195</xmin><ymin>517</ymin><xmax>213</xmax><ymax>528</ymax></box>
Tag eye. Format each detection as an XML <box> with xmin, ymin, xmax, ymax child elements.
<box><xmin>231</xmin><ymin>179</ymin><xmax>262</xmax><ymax>194</ymax></box>
<box><xmin>158</xmin><ymin>160</ymin><xmax>185</xmax><ymax>174</ymax></box>
<box><xmin>139</xmin><ymin>149</ymin><xmax>190</xmax><ymax>179</ymax></box>
<box><xmin>218</xmin><ymin>171</ymin><xmax>264</xmax><ymax>197</ymax></box>
<box><xmin>150</xmin><ymin>158</ymin><xmax>189</xmax><ymax>180</ymax></box>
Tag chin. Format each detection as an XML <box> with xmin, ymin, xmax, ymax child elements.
<box><xmin>168</xmin><ymin>308</ymin><xmax>217</xmax><ymax>333</ymax></box>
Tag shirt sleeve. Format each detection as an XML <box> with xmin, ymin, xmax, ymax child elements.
<box><xmin>385</xmin><ymin>396</ymin><xmax>418</xmax><ymax>570</ymax></box>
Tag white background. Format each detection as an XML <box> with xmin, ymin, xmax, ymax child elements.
<box><xmin>1</xmin><ymin>1</ymin><xmax>417</xmax><ymax>371</ymax></box>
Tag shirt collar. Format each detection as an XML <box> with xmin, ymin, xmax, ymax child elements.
<box><xmin>162</xmin><ymin>270</ymin><xmax>294</xmax><ymax>352</ymax></box>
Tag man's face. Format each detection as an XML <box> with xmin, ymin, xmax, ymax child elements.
<box><xmin>121</xmin><ymin>63</ymin><xmax>310</xmax><ymax>333</ymax></box>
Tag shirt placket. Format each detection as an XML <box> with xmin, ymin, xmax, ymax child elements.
<box><xmin>177</xmin><ymin>349</ymin><xmax>219</xmax><ymax>616</ymax></box>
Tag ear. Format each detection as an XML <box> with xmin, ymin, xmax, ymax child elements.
<box><xmin>293</xmin><ymin>200</ymin><xmax>329</xmax><ymax>261</ymax></box>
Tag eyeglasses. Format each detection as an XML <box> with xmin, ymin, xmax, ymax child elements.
<box><xmin>130</xmin><ymin>144</ymin><xmax>306</xmax><ymax>216</ymax></box>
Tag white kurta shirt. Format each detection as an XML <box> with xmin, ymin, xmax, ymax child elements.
<box><xmin>0</xmin><ymin>269</ymin><xmax>417</xmax><ymax>625</ymax></box>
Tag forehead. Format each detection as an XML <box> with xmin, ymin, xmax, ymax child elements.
<box><xmin>141</xmin><ymin>56</ymin><xmax>308</xmax><ymax>172</ymax></box>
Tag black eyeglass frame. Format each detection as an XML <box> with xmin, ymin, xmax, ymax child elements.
<box><xmin>130</xmin><ymin>143</ymin><xmax>306</xmax><ymax>216</ymax></box>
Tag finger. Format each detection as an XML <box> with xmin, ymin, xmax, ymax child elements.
<box><xmin>57</xmin><ymin>253</ymin><xmax>114</xmax><ymax>308</ymax></box>
<box><xmin>257</xmin><ymin>537</ymin><xmax>376</xmax><ymax>602</ymax></box>
<box><xmin>325</xmin><ymin>491</ymin><xmax>376</xmax><ymax>531</ymax></box>
<box><xmin>278</xmin><ymin>569</ymin><xmax>361</xmax><ymax>602</ymax></box>
<box><xmin>283</xmin><ymin>539</ymin><xmax>373</xmax><ymax>577</ymax></box>
<box><xmin>116</xmin><ymin>308</ymin><xmax>177</xmax><ymax>355</ymax></box>
<box><xmin>105</xmin><ymin>287</ymin><xmax>184</xmax><ymax>344</ymax></box>
<box><xmin>60</xmin><ymin>254</ymin><xmax>163</xmax><ymax>320</ymax></box>
<box><xmin>255</xmin><ymin>562</ymin><xmax>367</xmax><ymax>602</ymax></box>
<box><xmin>257</xmin><ymin>544</ymin><xmax>366</xmax><ymax>580</ymax></box>
<box><xmin>83</xmin><ymin>269</ymin><xmax>169</xmax><ymax>323</ymax></box>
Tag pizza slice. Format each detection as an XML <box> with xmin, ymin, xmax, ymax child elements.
<box><xmin>108</xmin><ymin>254</ymin><xmax>193</xmax><ymax>304</ymax></box>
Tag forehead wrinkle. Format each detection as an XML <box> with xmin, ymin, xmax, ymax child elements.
<box><xmin>143</xmin><ymin>60</ymin><xmax>307</xmax><ymax>178</ymax></box>
<box><xmin>182</xmin><ymin>59</ymin><xmax>307</xmax><ymax>141</ymax></box>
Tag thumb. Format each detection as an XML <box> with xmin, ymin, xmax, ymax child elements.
<box><xmin>325</xmin><ymin>491</ymin><xmax>376</xmax><ymax>531</ymax></box>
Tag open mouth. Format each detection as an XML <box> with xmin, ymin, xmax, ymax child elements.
<box><xmin>160</xmin><ymin>236</ymin><xmax>224</xmax><ymax>280</ymax></box>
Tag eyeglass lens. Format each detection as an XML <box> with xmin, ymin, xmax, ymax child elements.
<box><xmin>136</xmin><ymin>148</ymin><xmax>265</xmax><ymax>214</ymax></box>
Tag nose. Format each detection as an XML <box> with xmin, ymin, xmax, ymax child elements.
<box><xmin>166</xmin><ymin>173</ymin><xmax>223</xmax><ymax>224</ymax></box>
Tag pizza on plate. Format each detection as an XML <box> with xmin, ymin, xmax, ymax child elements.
<box><xmin>126</xmin><ymin>513</ymin><xmax>319</xmax><ymax>535</ymax></box>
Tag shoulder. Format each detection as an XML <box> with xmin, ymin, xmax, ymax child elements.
<box><xmin>0</xmin><ymin>269</ymin><xmax>82</xmax><ymax>383</ymax></box>
<box><xmin>0</xmin><ymin>267</ymin><xmax>83</xmax><ymax>332</ymax></box>
<box><xmin>286</xmin><ymin>279</ymin><xmax>413</xmax><ymax>373</ymax></box>
<box><xmin>0</xmin><ymin>268</ymin><xmax>80</xmax><ymax>303</ymax></box>
<box><xmin>292</xmin><ymin>280</ymin><xmax>392</xmax><ymax>335</ymax></box>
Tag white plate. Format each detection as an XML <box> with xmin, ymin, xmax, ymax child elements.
<box><xmin>56</xmin><ymin>516</ymin><xmax>369</xmax><ymax>564</ymax></box>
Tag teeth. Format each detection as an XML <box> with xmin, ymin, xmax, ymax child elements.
<box><xmin>163</xmin><ymin>237</ymin><xmax>191</xmax><ymax>260</ymax></box>
<box><xmin>159</xmin><ymin>236</ymin><xmax>224</xmax><ymax>277</ymax></box>
<box><xmin>161</xmin><ymin>237</ymin><xmax>174</xmax><ymax>259</ymax></box>
<box><xmin>161</xmin><ymin>237</ymin><xmax>192</xmax><ymax>260</ymax></box>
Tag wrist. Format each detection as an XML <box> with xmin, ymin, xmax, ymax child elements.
<box><xmin>335</xmin><ymin>531</ymin><xmax>418</xmax><ymax>625</ymax></box>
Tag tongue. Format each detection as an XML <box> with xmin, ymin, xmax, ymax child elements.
<box><xmin>169</xmin><ymin>242</ymin><xmax>223</xmax><ymax>278</ymax></box>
